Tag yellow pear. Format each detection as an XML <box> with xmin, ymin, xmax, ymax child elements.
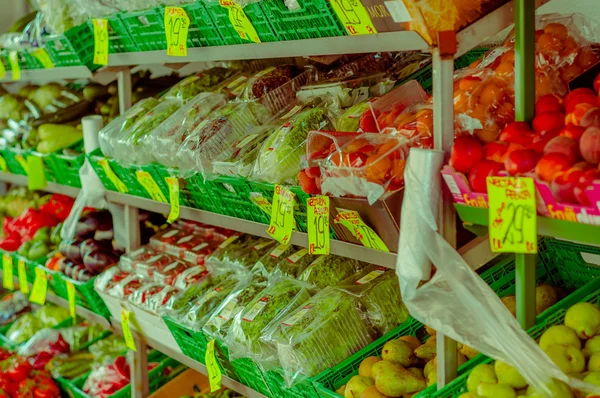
<box><xmin>526</xmin><ymin>379</ymin><xmax>574</xmax><ymax>398</ymax></box>
<box><xmin>426</xmin><ymin>368</ymin><xmax>437</xmax><ymax>387</ymax></box>
<box><xmin>425</xmin><ymin>325</ymin><xmax>436</xmax><ymax>336</ymax></box>
<box><xmin>460</xmin><ymin>345</ymin><xmax>480</xmax><ymax>360</ymax></box>
<box><xmin>399</xmin><ymin>336</ymin><xmax>421</xmax><ymax>351</ymax></box>
<box><xmin>372</xmin><ymin>361</ymin><xmax>389</xmax><ymax>380</ymax></box>
<box><xmin>375</xmin><ymin>361</ymin><xmax>426</xmax><ymax>397</ymax></box>
<box><xmin>544</xmin><ymin>344</ymin><xmax>585</xmax><ymax>374</ymax></box>
<box><xmin>337</xmin><ymin>385</ymin><xmax>347</xmax><ymax>396</ymax></box>
<box><xmin>495</xmin><ymin>361</ymin><xmax>527</xmax><ymax>389</ymax></box>
<box><xmin>539</xmin><ymin>325</ymin><xmax>581</xmax><ymax>350</ymax></box>
<box><xmin>477</xmin><ymin>382</ymin><xmax>516</xmax><ymax>398</ymax></box>
<box><xmin>467</xmin><ymin>364</ymin><xmax>497</xmax><ymax>393</ymax></box>
<box><xmin>360</xmin><ymin>385</ymin><xmax>390</xmax><ymax>398</ymax></box>
<box><xmin>407</xmin><ymin>368</ymin><xmax>424</xmax><ymax>380</ymax></box>
<box><xmin>502</xmin><ymin>295</ymin><xmax>517</xmax><ymax>317</ymax></box>
<box><xmin>584</xmin><ymin>336</ymin><xmax>600</xmax><ymax>358</ymax></box>
<box><xmin>565</xmin><ymin>302</ymin><xmax>600</xmax><ymax>340</ymax></box>
<box><xmin>584</xmin><ymin>371</ymin><xmax>600</xmax><ymax>386</ymax></box>
<box><xmin>589</xmin><ymin>353</ymin><xmax>600</xmax><ymax>372</ymax></box>
<box><xmin>360</xmin><ymin>357</ymin><xmax>382</xmax><ymax>379</ymax></box>
<box><xmin>345</xmin><ymin>376</ymin><xmax>374</xmax><ymax>398</ymax></box>
<box><xmin>423</xmin><ymin>360</ymin><xmax>435</xmax><ymax>379</ymax></box>
<box><xmin>382</xmin><ymin>339</ymin><xmax>414</xmax><ymax>367</ymax></box>
<box><xmin>535</xmin><ymin>284</ymin><xmax>558</xmax><ymax>315</ymax></box>
<box><xmin>415</xmin><ymin>338</ymin><xmax>436</xmax><ymax>361</ymax></box>
<box><xmin>458</xmin><ymin>394</ymin><xmax>480</xmax><ymax>398</ymax></box>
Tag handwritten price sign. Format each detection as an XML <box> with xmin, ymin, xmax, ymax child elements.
<box><xmin>164</xmin><ymin>7</ymin><xmax>190</xmax><ymax>56</ymax></box>
<box><xmin>220</xmin><ymin>0</ymin><xmax>261</xmax><ymax>43</ymax></box>
<box><xmin>307</xmin><ymin>196</ymin><xmax>330</xmax><ymax>255</ymax></box>
<box><xmin>487</xmin><ymin>176</ymin><xmax>537</xmax><ymax>253</ymax></box>
<box><xmin>92</xmin><ymin>19</ymin><xmax>109</xmax><ymax>66</ymax></box>
<box><xmin>334</xmin><ymin>210</ymin><xmax>388</xmax><ymax>252</ymax></box>
<box><xmin>330</xmin><ymin>0</ymin><xmax>377</xmax><ymax>36</ymax></box>
<box><xmin>267</xmin><ymin>185</ymin><xmax>294</xmax><ymax>245</ymax></box>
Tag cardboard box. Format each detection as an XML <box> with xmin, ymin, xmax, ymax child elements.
<box><xmin>361</xmin><ymin>0</ymin><xmax>411</xmax><ymax>32</ymax></box>
<box><xmin>150</xmin><ymin>369</ymin><xmax>209</xmax><ymax>398</ymax></box>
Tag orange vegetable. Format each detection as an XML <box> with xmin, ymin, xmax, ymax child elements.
<box><xmin>365</xmin><ymin>155</ymin><xmax>391</xmax><ymax>184</ymax></box>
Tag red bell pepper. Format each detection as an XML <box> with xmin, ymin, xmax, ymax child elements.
<box><xmin>38</xmin><ymin>195</ymin><xmax>74</xmax><ymax>222</ymax></box>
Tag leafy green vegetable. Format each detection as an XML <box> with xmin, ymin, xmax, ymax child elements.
<box><xmin>274</xmin><ymin>250</ymin><xmax>318</xmax><ymax>279</ymax></box>
<box><xmin>298</xmin><ymin>256</ymin><xmax>366</xmax><ymax>289</ymax></box>
<box><xmin>7</xmin><ymin>304</ymin><xmax>70</xmax><ymax>344</ymax></box>
<box><xmin>252</xmin><ymin>244</ymin><xmax>297</xmax><ymax>277</ymax></box>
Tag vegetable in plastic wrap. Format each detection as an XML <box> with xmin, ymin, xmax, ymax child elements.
<box><xmin>253</xmin><ymin>107</ymin><xmax>332</xmax><ymax>184</ymax></box>
<box><xmin>274</xmin><ymin>249</ymin><xmax>318</xmax><ymax>279</ymax></box>
<box><xmin>89</xmin><ymin>335</ymin><xmax>128</xmax><ymax>365</ymax></box>
<box><xmin>163</xmin><ymin>68</ymin><xmax>239</xmax><ymax>101</ymax></box>
<box><xmin>205</xmin><ymin>234</ymin><xmax>264</xmax><ymax>272</ymax></box>
<box><xmin>60</xmin><ymin>322</ymin><xmax>106</xmax><ymax>352</ymax></box>
<box><xmin>7</xmin><ymin>304</ymin><xmax>70</xmax><ymax>344</ymax></box>
<box><xmin>0</xmin><ymin>291</ymin><xmax>31</xmax><ymax>326</ymax></box>
<box><xmin>237</xmin><ymin>65</ymin><xmax>304</xmax><ymax>100</ymax></box>
<box><xmin>298</xmin><ymin>255</ymin><xmax>366</xmax><ymax>289</ymax></box>
<box><xmin>251</xmin><ymin>244</ymin><xmax>297</xmax><ymax>277</ymax></box>
<box><xmin>340</xmin><ymin>265</ymin><xmax>410</xmax><ymax>336</ymax></box>
<box><xmin>128</xmin><ymin>283</ymin><xmax>180</xmax><ymax>315</ymax></box>
<box><xmin>168</xmin><ymin>272</ymin><xmax>219</xmax><ymax>314</ymax></box>
<box><xmin>226</xmin><ymin>278</ymin><xmax>311</xmax><ymax>365</ymax></box>
<box><xmin>335</xmin><ymin>102</ymin><xmax>370</xmax><ymax>132</ymax></box>
<box><xmin>269</xmin><ymin>287</ymin><xmax>374</xmax><ymax>385</ymax></box>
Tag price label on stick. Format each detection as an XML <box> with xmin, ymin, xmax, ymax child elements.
<box><xmin>97</xmin><ymin>159</ymin><xmax>128</xmax><ymax>193</ymax></box>
<box><xmin>18</xmin><ymin>259</ymin><xmax>28</xmax><ymax>294</ymax></box>
<box><xmin>67</xmin><ymin>281</ymin><xmax>76</xmax><ymax>322</ymax></box>
<box><xmin>93</xmin><ymin>19</ymin><xmax>109</xmax><ymax>66</ymax></box>
<box><xmin>334</xmin><ymin>210</ymin><xmax>389</xmax><ymax>252</ymax></box>
<box><xmin>307</xmin><ymin>196</ymin><xmax>330</xmax><ymax>255</ymax></box>
<box><xmin>2</xmin><ymin>255</ymin><xmax>13</xmax><ymax>290</ymax></box>
<box><xmin>165</xmin><ymin>177</ymin><xmax>180</xmax><ymax>223</ymax></box>
<box><xmin>220</xmin><ymin>0</ymin><xmax>261</xmax><ymax>43</ymax></box>
<box><xmin>15</xmin><ymin>155</ymin><xmax>28</xmax><ymax>174</ymax></box>
<box><xmin>0</xmin><ymin>59</ymin><xmax>5</xmax><ymax>80</ymax></box>
<box><xmin>27</xmin><ymin>155</ymin><xmax>47</xmax><ymax>190</ymax></box>
<box><xmin>136</xmin><ymin>171</ymin><xmax>168</xmax><ymax>203</ymax></box>
<box><xmin>8</xmin><ymin>52</ymin><xmax>20</xmax><ymax>81</ymax></box>
<box><xmin>164</xmin><ymin>7</ymin><xmax>190</xmax><ymax>56</ymax></box>
<box><xmin>30</xmin><ymin>268</ymin><xmax>47</xmax><ymax>305</ymax></box>
<box><xmin>121</xmin><ymin>310</ymin><xmax>137</xmax><ymax>352</ymax></box>
<box><xmin>267</xmin><ymin>185</ymin><xmax>294</xmax><ymax>245</ymax></box>
<box><xmin>330</xmin><ymin>0</ymin><xmax>377</xmax><ymax>36</ymax></box>
<box><xmin>205</xmin><ymin>339</ymin><xmax>222</xmax><ymax>392</ymax></box>
<box><xmin>487</xmin><ymin>176</ymin><xmax>537</xmax><ymax>253</ymax></box>
<box><xmin>31</xmin><ymin>49</ymin><xmax>54</xmax><ymax>69</ymax></box>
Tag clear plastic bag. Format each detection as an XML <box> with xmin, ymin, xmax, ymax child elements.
<box><xmin>163</xmin><ymin>68</ymin><xmax>240</xmax><ymax>101</ymax></box>
<box><xmin>274</xmin><ymin>249</ymin><xmax>319</xmax><ymax>279</ymax></box>
<box><xmin>128</xmin><ymin>283</ymin><xmax>180</xmax><ymax>315</ymax></box>
<box><xmin>298</xmin><ymin>255</ymin><xmax>366</xmax><ymax>289</ymax></box>
<box><xmin>341</xmin><ymin>265</ymin><xmax>410</xmax><ymax>336</ymax></box>
<box><xmin>119</xmin><ymin>245</ymin><xmax>160</xmax><ymax>273</ymax></box>
<box><xmin>251</xmin><ymin>244</ymin><xmax>298</xmax><ymax>278</ymax></box>
<box><xmin>0</xmin><ymin>291</ymin><xmax>30</xmax><ymax>326</ymax></box>
<box><xmin>205</xmin><ymin>234</ymin><xmax>265</xmax><ymax>272</ymax></box>
<box><xmin>235</xmin><ymin>65</ymin><xmax>304</xmax><ymax>101</ymax></box>
<box><xmin>226</xmin><ymin>278</ymin><xmax>312</xmax><ymax>366</ymax></box>
<box><xmin>268</xmin><ymin>287</ymin><xmax>375</xmax><ymax>385</ymax></box>
<box><xmin>296</xmin><ymin>74</ymin><xmax>387</xmax><ymax>109</ymax></box>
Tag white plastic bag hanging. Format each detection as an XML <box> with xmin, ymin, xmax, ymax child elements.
<box><xmin>396</xmin><ymin>148</ymin><xmax>599</xmax><ymax>396</ymax></box>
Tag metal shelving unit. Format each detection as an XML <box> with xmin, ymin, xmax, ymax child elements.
<box><xmin>0</xmin><ymin>66</ymin><xmax>92</xmax><ymax>83</ymax></box>
<box><xmin>0</xmin><ymin>172</ymin><xmax>81</xmax><ymax>197</ymax></box>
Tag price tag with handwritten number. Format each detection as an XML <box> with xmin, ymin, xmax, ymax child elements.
<box><xmin>67</xmin><ymin>281</ymin><xmax>76</xmax><ymax>322</ymax></box>
<box><xmin>31</xmin><ymin>49</ymin><xmax>54</xmax><ymax>69</ymax></box>
<box><xmin>136</xmin><ymin>171</ymin><xmax>168</xmax><ymax>203</ymax></box>
<box><xmin>205</xmin><ymin>340</ymin><xmax>222</xmax><ymax>392</ymax></box>
<box><xmin>15</xmin><ymin>155</ymin><xmax>28</xmax><ymax>174</ymax></box>
<box><xmin>165</xmin><ymin>177</ymin><xmax>180</xmax><ymax>223</ymax></box>
<box><xmin>307</xmin><ymin>196</ymin><xmax>330</xmax><ymax>255</ymax></box>
<box><xmin>487</xmin><ymin>176</ymin><xmax>537</xmax><ymax>253</ymax></box>
<box><xmin>2</xmin><ymin>255</ymin><xmax>13</xmax><ymax>290</ymax></box>
<box><xmin>334</xmin><ymin>210</ymin><xmax>389</xmax><ymax>252</ymax></box>
<box><xmin>0</xmin><ymin>59</ymin><xmax>6</xmax><ymax>80</ymax></box>
<box><xmin>27</xmin><ymin>155</ymin><xmax>47</xmax><ymax>191</ymax></box>
<box><xmin>18</xmin><ymin>259</ymin><xmax>28</xmax><ymax>294</ymax></box>
<box><xmin>30</xmin><ymin>268</ymin><xmax>47</xmax><ymax>305</ymax></box>
<box><xmin>98</xmin><ymin>159</ymin><xmax>128</xmax><ymax>193</ymax></box>
<box><xmin>121</xmin><ymin>310</ymin><xmax>137</xmax><ymax>351</ymax></box>
<box><xmin>330</xmin><ymin>0</ymin><xmax>377</xmax><ymax>36</ymax></box>
<box><xmin>8</xmin><ymin>52</ymin><xmax>20</xmax><ymax>81</ymax></box>
<box><xmin>267</xmin><ymin>185</ymin><xmax>294</xmax><ymax>245</ymax></box>
<box><xmin>220</xmin><ymin>0</ymin><xmax>261</xmax><ymax>43</ymax></box>
<box><xmin>93</xmin><ymin>19</ymin><xmax>109</xmax><ymax>66</ymax></box>
<box><xmin>164</xmin><ymin>7</ymin><xmax>190</xmax><ymax>56</ymax></box>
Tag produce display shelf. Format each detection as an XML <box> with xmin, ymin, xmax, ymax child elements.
<box><xmin>0</xmin><ymin>172</ymin><xmax>81</xmax><ymax>198</ymax></box>
<box><xmin>0</xmin><ymin>66</ymin><xmax>93</xmax><ymax>83</ymax></box>
<box><xmin>455</xmin><ymin>204</ymin><xmax>600</xmax><ymax>247</ymax></box>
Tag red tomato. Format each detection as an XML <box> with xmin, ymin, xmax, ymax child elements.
<box><xmin>33</xmin><ymin>383</ymin><xmax>59</xmax><ymax>398</ymax></box>
<box><xmin>3</xmin><ymin>357</ymin><xmax>32</xmax><ymax>382</ymax></box>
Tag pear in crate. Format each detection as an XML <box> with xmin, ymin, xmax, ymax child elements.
<box><xmin>345</xmin><ymin>376</ymin><xmax>374</xmax><ymax>398</ymax></box>
<box><xmin>375</xmin><ymin>361</ymin><xmax>426</xmax><ymax>397</ymax></box>
<box><xmin>477</xmin><ymin>382</ymin><xmax>517</xmax><ymax>398</ymax></box>
<box><xmin>539</xmin><ymin>325</ymin><xmax>581</xmax><ymax>350</ymax></box>
<box><xmin>407</xmin><ymin>368</ymin><xmax>423</xmax><ymax>379</ymax></box>
<box><xmin>502</xmin><ymin>295</ymin><xmax>517</xmax><ymax>317</ymax></box>
<box><xmin>565</xmin><ymin>302</ymin><xmax>600</xmax><ymax>339</ymax></box>
<box><xmin>336</xmin><ymin>384</ymin><xmax>347</xmax><ymax>395</ymax></box>
<box><xmin>584</xmin><ymin>371</ymin><xmax>600</xmax><ymax>387</ymax></box>
<box><xmin>588</xmin><ymin>352</ymin><xmax>600</xmax><ymax>371</ymax></box>
<box><xmin>414</xmin><ymin>338</ymin><xmax>436</xmax><ymax>361</ymax></box>
<box><xmin>360</xmin><ymin>357</ymin><xmax>382</xmax><ymax>378</ymax></box>
<box><xmin>425</xmin><ymin>325</ymin><xmax>436</xmax><ymax>336</ymax></box>
<box><xmin>459</xmin><ymin>344</ymin><xmax>480</xmax><ymax>360</ymax></box>
<box><xmin>544</xmin><ymin>344</ymin><xmax>585</xmax><ymax>374</ymax></box>
<box><xmin>466</xmin><ymin>364</ymin><xmax>497</xmax><ymax>393</ymax></box>
<box><xmin>382</xmin><ymin>339</ymin><xmax>414</xmax><ymax>367</ymax></box>
<box><xmin>359</xmin><ymin>386</ymin><xmax>389</xmax><ymax>398</ymax></box>
<box><xmin>426</xmin><ymin>368</ymin><xmax>437</xmax><ymax>387</ymax></box>
<box><xmin>526</xmin><ymin>379</ymin><xmax>573</xmax><ymax>398</ymax></box>
<box><xmin>399</xmin><ymin>336</ymin><xmax>421</xmax><ymax>351</ymax></box>
<box><xmin>495</xmin><ymin>361</ymin><xmax>527</xmax><ymax>389</ymax></box>
<box><xmin>535</xmin><ymin>284</ymin><xmax>558</xmax><ymax>315</ymax></box>
<box><xmin>423</xmin><ymin>360</ymin><xmax>435</xmax><ymax>379</ymax></box>
<box><xmin>584</xmin><ymin>336</ymin><xmax>600</xmax><ymax>358</ymax></box>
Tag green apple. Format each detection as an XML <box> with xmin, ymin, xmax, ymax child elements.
<box><xmin>467</xmin><ymin>364</ymin><xmax>497</xmax><ymax>393</ymax></box>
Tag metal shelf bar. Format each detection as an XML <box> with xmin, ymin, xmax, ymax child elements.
<box><xmin>0</xmin><ymin>172</ymin><xmax>81</xmax><ymax>198</ymax></box>
<box><xmin>0</xmin><ymin>66</ymin><xmax>92</xmax><ymax>83</ymax></box>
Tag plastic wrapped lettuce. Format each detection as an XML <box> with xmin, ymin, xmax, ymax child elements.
<box><xmin>168</xmin><ymin>273</ymin><xmax>217</xmax><ymax>314</ymax></box>
<box><xmin>98</xmin><ymin>98</ymin><xmax>159</xmax><ymax>158</ymax></box>
<box><xmin>335</xmin><ymin>102</ymin><xmax>370</xmax><ymax>132</ymax></box>
<box><xmin>251</xmin><ymin>244</ymin><xmax>297</xmax><ymax>277</ymax></box>
<box><xmin>163</xmin><ymin>68</ymin><xmax>239</xmax><ymax>101</ymax></box>
<box><xmin>298</xmin><ymin>255</ymin><xmax>366</xmax><ymax>289</ymax></box>
<box><xmin>274</xmin><ymin>249</ymin><xmax>319</xmax><ymax>279</ymax></box>
<box><xmin>226</xmin><ymin>278</ymin><xmax>312</xmax><ymax>366</ymax></box>
<box><xmin>203</xmin><ymin>272</ymin><xmax>269</xmax><ymax>341</ymax></box>
<box><xmin>145</xmin><ymin>92</ymin><xmax>227</xmax><ymax>167</ymax></box>
<box><xmin>267</xmin><ymin>287</ymin><xmax>374</xmax><ymax>385</ymax></box>
<box><xmin>7</xmin><ymin>304</ymin><xmax>71</xmax><ymax>344</ymax></box>
<box><xmin>340</xmin><ymin>265</ymin><xmax>410</xmax><ymax>336</ymax></box>
<box><xmin>205</xmin><ymin>235</ymin><xmax>275</xmax><ymax>273</ymax></box>
<box><xmin>252</xmin><ymin>107</ymin><xmax>332</xmax><ymax>184</ymax></box>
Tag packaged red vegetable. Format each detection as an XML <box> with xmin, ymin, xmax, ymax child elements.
<box><xmin>149</xmin><ymin>227</ymin><xmax>187</xmax><ymax>251</ymax></box>
<box><xmin>119</xmin><ymin>245</ymin><xmax>160</xmax><ymax>273</ymax></box>
<box><xmin>83</xmin><ymin>356</ymin><xmax>159</xmax><ymax>398</ymax></box>
<box><xmin>135</xmin><ymin>253</ymin><xmax>180</xmax><ymax>279</ymax></box>
<box><xmin>182</xmin><ymin>239</ymin><xmax>220</xmax><ymax>266</ymax></box>
<box><xmin>237</xmin><ymin>65</ymin><xmax>305</xmax><ymax>101</ymax></box>
<box><xmin>94</xmin><ymin>268</ymin><xmax>144</xmax><ymax>299</ymax></box>
<box><xmin>172</xmin><ymin>265</ymin><xmax>210</xmax><ymax>290</ymax></box>
<box><xmin>128</xmin><ymin>283</ymin><xmax>180</xmax><ymax>314</ymax></box>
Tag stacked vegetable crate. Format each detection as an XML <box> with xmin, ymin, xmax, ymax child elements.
<box><xmin>48</xmin><ymin>269</ymin><xmax>111</xmax><ymax>319</ymax></box>
<box><xmin>203</xmin><ymin>1</ymin><xmax>277</xmax><ymax>45</ymax></box>
<box><xmin>44</xmin><ymin>24</ymin><xmax>98</xmax><ymax>70</ymax></box>
<box><xmin>312</xmin><ymin>238</ymin><xmax>600</xmax><ymax>398</ymax></box>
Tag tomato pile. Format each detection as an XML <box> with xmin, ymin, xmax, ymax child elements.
<box><xmin>0</xmin><ymin>349</ymin><xmax>59</xmax><ymax>398</ymax></box>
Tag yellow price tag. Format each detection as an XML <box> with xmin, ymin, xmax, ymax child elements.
<box><xmin>136</xmin><ymin>171</ymin><xmax>168</xmax><ymax>203</ymax></box>
<box><xmin>97</xmin><ymin>159</ymin><xmax>128</xmax><ymax>193</ymax></box>
<box><xmin>487</xmin><ymin>176</ymin><xmax>537</xmax><ymax>253</ymax></box>
<box><xmin>165</xmin><ymin>177</ymin><xmax>180</xmax><ymax>223</ymax></box>
<box><xmin>220</xmin><ymin>0</ymin><xmax>261</xmax><ymax>43</ymax></box>
<box><xmin>250</xmin><ymin>193</ymin><xmax>272</xmax><ymax>215</ymax></box>
<box><xmin>330</xmin><ymin>0</ymin><xmax>377</xmax><ymax>35</ymax></box>
<box><xmin>0</xmin><ymin>155</ymin><xmax>7</xmax><ymax>172</ymax></box>
<box><xmin>267</xmin><ymin>185</ymin><xmax>294</xmax><ymax>245</ymax></box>
<box><xmin>334</xmin><ymin>210</ymin><xmax>389</xmax><ymax>252</ymax></box>
<box><xmin>29</xmin><ymin>267</ymin><xmax>48</xmax><ymax>305</ymax></box>
<box><xmin>15</xmin><ymin>155</ymin><xmax>28</xmax><ymax>174</ymax></box>
<box><xmin>27</xmin><ymin>155</ymin><xmax>47</xmax><ymax>190</ymax></box>
<box><xmin>8</xmin><ymin>52</ymin><xmax>20</xmax><ymax>81</ymax></box>
<box><xmin>93</xmin><ymin>19</ymin><xmax>109</xmax><ymax>66</ymax></box>
<box><xmin>67</xmin><ymin>281</ymin><xmax>76</xmax><ymax>320</ymax></box>
<box><xmin>18</xmin><ymin>259</ymin><xmax>28</xmax><ymax>294</ymax></box>
<box><xmin>164</xmin><ymin>7</ymin><xmax>190</xmax><ymax>56</ymax></box>
<box><xmin>205</xmin><ymin>339</ymin><xmax>222</xmax><ymax>392</ymax></box>
<box><xmin>31</xmin><ymin>48</ymin><xmax>54</xmax><ymax>69</ymax></box>
<box><xmin>0</xmin><ymin>60</ymin><xmax>5</xmax><ymax>80</ymax></box>
<box><xmin>2</xmin><ymin>254</ymin><xmax>13</xmax><ymax>290</ymax></box>
<box><xmin>307</xmin><ymin>196</ymin><xmax>330</xmax><ymax>255</ymax></box>
<box><xmin>121</xmin><ymin>309</ymin><xmax>137</xmax><ymax>351</ymax></box>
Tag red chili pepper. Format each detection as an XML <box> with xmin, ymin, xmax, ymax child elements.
<box><xmin>0</xmin><ymin>237</ymin><xmax>22</xmax><ymax>252</ymax></box>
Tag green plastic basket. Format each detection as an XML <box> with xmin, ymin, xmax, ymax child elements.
<box><xmin>187</xmin><ymin>174</ymin><xmax>222</xmax><ymax>213</ymax></box>
<box><xmin>44</xmin><ymin>24</ymin><xmax>98</xmax><ymax>70</ymax></box>
<box><xmin>85</xmin><ymin>15</ymin><xmax>139</xmax><ymax>54</ymax></box>
<box><xmin>88</xmin><ymin>149</ymin><xmax>121</xmax><ymax>193</ymax></box>
<box><xmin>260</xmin><ymin>0</ymin><xmax>346</xmax><ymax>41</ymax></box>
<box><xmin>46</xmin><ymin>145</ymin><xmax>85</xmax><ymax>188</ymax></box>
<box><xmin>230</xmin><ymin>356</ymin><xmax>273</xmax><ymax>396</ymax></box>
<box><xmin>152</xmin><ymin>165</ymin><xmax>197</xmax><ymax>208</ymax></box>
<box><xmin>0</xmin><ymin>50</ymin><xmax>11</xmax><ymax>72</ymax></box>
<box><xmin>109</xmin><ymin>161</ymin><xmax>152</xmax><ymax>199</ymax></box>
<box><xmin>454</xmin><ymin>47</ymin><xmax>490</xmax><ymax>70</ymax></box>
<box><xmin>204</xmin><ymin>176</ymin><xmax>268</xmax><ymax>222</ymax></box>
<box><xmin>178</xmin><ymin>2</ymin><xmax>225</xmax><ymax>47</ymax></box>
<box><xmin>48</xmin><ymin>269</ymin><xmax>111</xmax><ymax>319</ymax></box>
<box><xmin>20</xmin><ymin>50</ymin><xmax>44</xmax><ymax>70</ymax></box>
<box><xmin>163</xmin><ymin>316</ymin><xmax>208</xmax><ymax>364</ymax></box>
<box><xmin>2</xmin><ymin>147</ymin><xmax>30</xmax><ymax>176</ymax></box>
<box><xmin>204</xmin><ymin>1</ymin><xmax>277</xmax><ymax>45</ymax></box>
<box><xmin>119</xmin><ymin>8</ymin><xmax>168</xmax><ymax>52</ymax></box>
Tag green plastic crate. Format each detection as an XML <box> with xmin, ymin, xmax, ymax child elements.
<box><xmin>2</xmin><ymin>147</ymin><xmax>30</xmax><ymax>176</ymax></box>
<box><xmin>204</xmin><ymin>1</ymin><xmax>277</xmax><ymax>45</ymax></box>
<box><xmin>0</xmin><ymin>50</ymin><xmax>11</xmax><ymax>72</ymax></box>
<box><xmin>46</xmin><ymin>143</ymin><xmax>85</xmax><ymax>188</ymax></box>
<box><xmin>49</xmin><ymin>269</ymin><xmax>111</xmax><ymax>319</ymax></box>
<box><xmin>85</xmin><ymin>14</ymin><xmax>139</xmax><ymax>54</ymax></box>
<box><xmin>120</xmin><ymin>8</ymin><xmax>168</xmax><ymax>52</ymax></box>
<box><xmin>109</xmin><ymin>161</ymin><xmax>152</xmax><ymax>199</ymax></box>
<box><xmin>187</xmin><ymin>174</ymin><xmax>222</xmax><ymax>213</ymax></box>
<box><xmin>44</xmin><ymin>24</ymin><xmax>98</xmax><ymax>70</ymax></box>
<box><xmin>204</xmin><ymin>176</ymin><xmax>268</xmax><ymax>222</ymax></box>
<box><xmin>178</xmin><ymin>2</ymin><xmax>225</xmax><ymax>48</ymax></box>
<box><xmin>88</xmin><ymin>149</ymin><xmax>122</xmax><ymax>193</ymax></box>
<box><xmin>152</xmin><ymin>165</ymin><xmax>199</xmax><ymax>209</ymax></box>
<box><xmin>230</xmin><ymin>356</ymin><xmax>273</xmax><ymax>396</ymax></box>
<box><xmin>260</xmin><ymin>0</ymin><xmax>346</xmax><ymax>41</ymax></box>
<box><xmin>163</xmin><ymin>316</ymin><xmax>208</xmax><ymax>364</ymax></box>
<box><xmin>20</xmin><ymin>50</ymin><xmax>44</xmax><ymax>70</ymax></box>
<box><xmin>454</xmin><ymin>47</ymin><xmax>489</xmax><ymax>70</ymax></box>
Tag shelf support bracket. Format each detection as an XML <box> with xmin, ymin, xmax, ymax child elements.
<box><xmin>433</xmin><ymin>30</ymin><xmax>458</xmax><ymax>388</ymax></box>
<box><xmin>516</xmin><ymin>253</ymin><xmax>536</xmax><ymax>328</ymax></box>
<box><xmin>128</xmin><ymin>338</ymin><xmax>149</xmax><ymax>398</ymax></box>
<box><xmin>118</xmin><ymin>69</ymin><xmax>132</xmax><ymax>115</ymax></box>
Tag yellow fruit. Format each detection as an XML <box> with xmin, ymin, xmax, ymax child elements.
<box><xmin>359</xmin><ymin>357</ymin><xmax>382</xmax><ymax>379</ymax></box>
